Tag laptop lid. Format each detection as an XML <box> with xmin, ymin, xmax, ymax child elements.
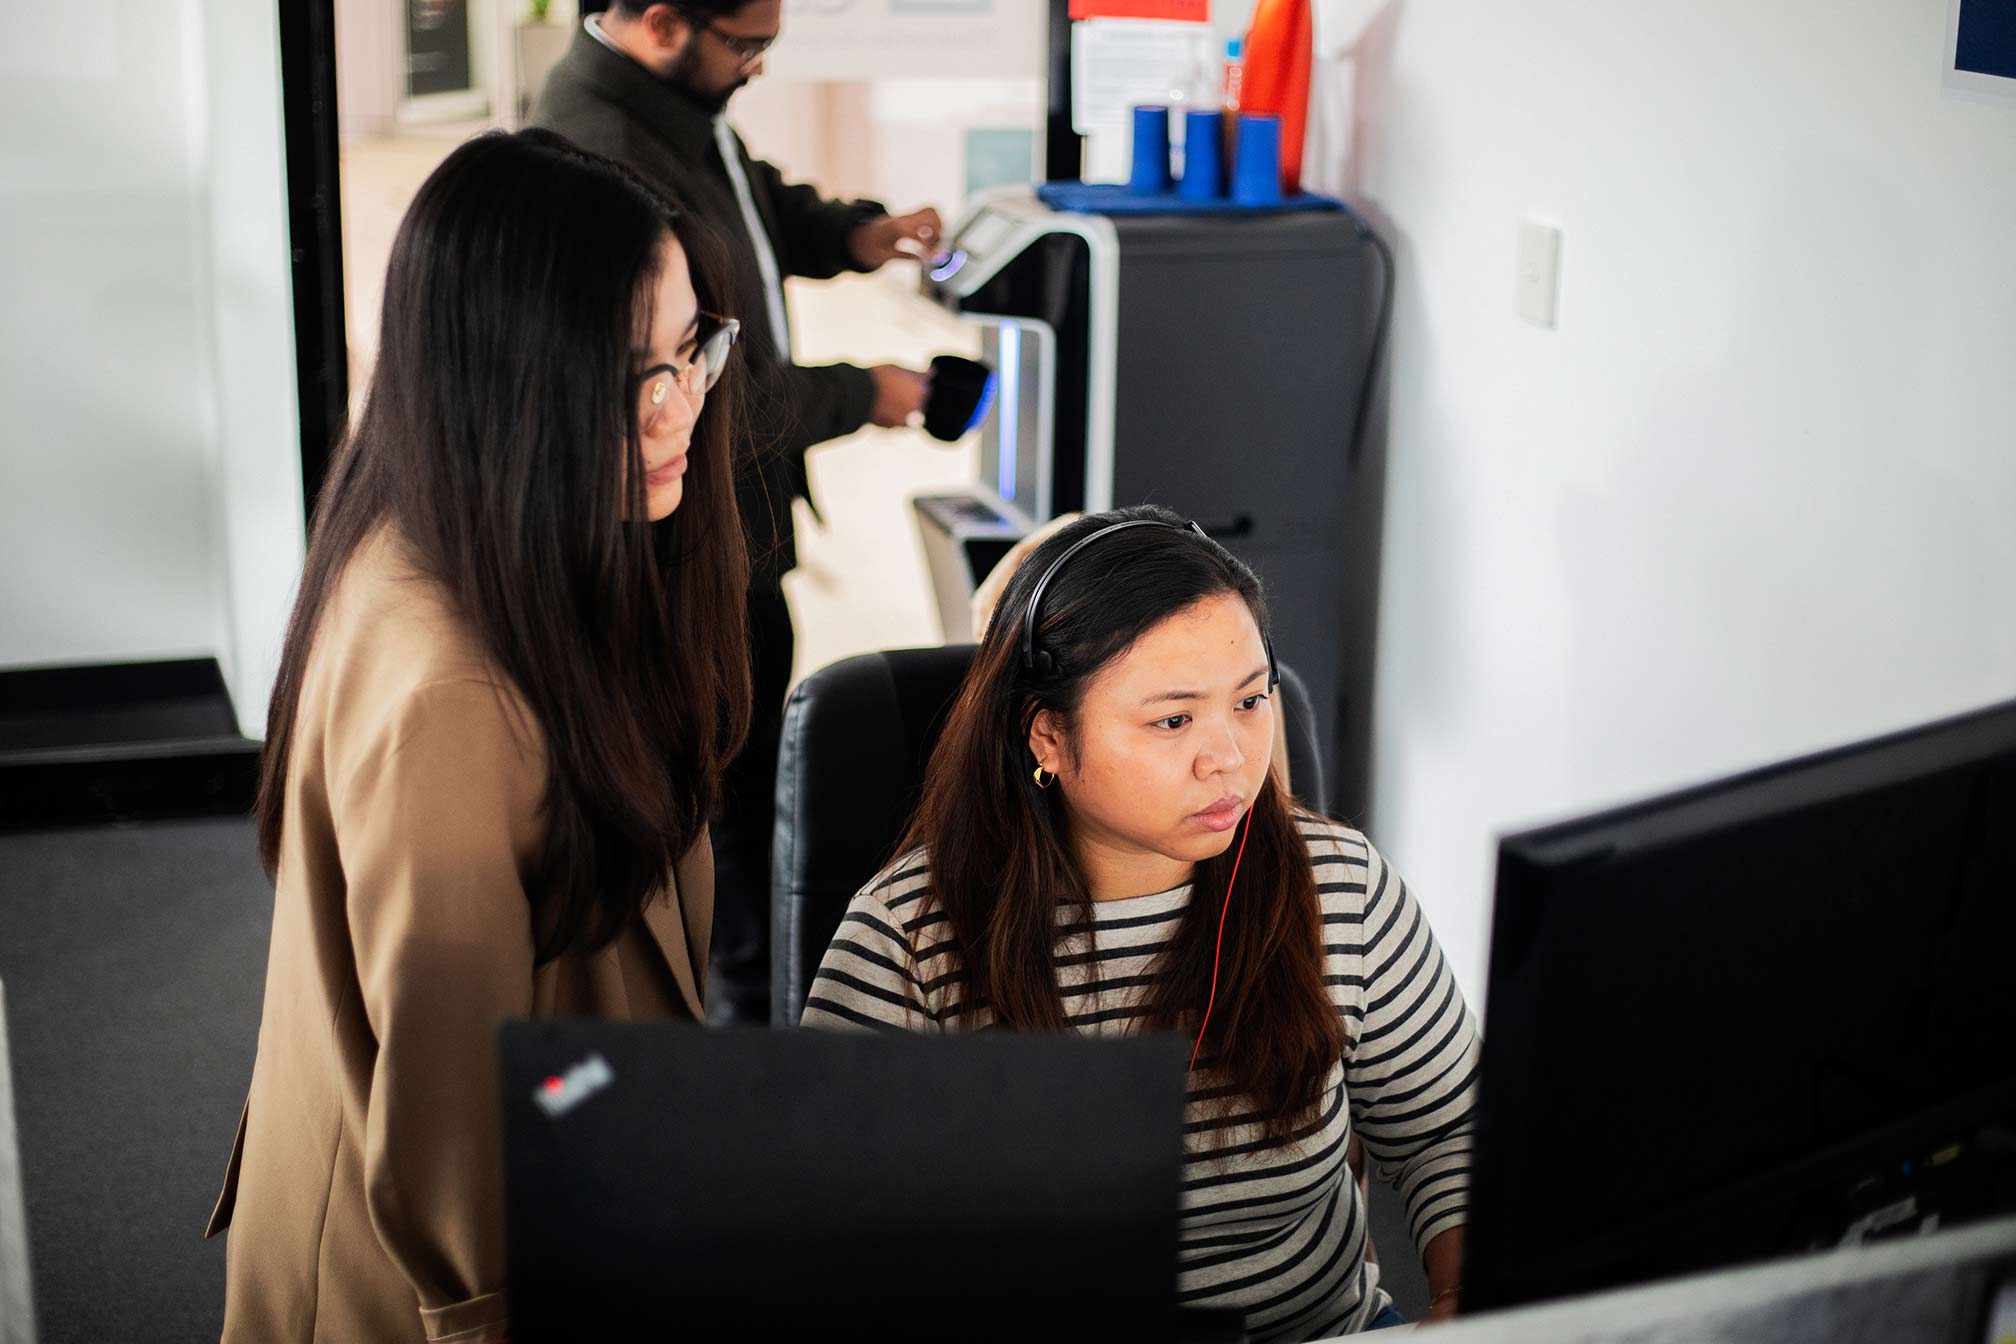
<box><xmin>500</xmin><ymin>1022</ymin><xmax>1190</xmax><ymax>1341</ymax></box>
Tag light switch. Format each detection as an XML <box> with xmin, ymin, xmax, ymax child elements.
<box><xmin>1517</xmin><ymin>220</ymin><xmax>1562</xmax><ymax>328</ymax></box>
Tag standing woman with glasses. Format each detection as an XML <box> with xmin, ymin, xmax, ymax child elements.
<box><xmin>206</xmin><ymin>129</ymin><xmax>745</xmax><ymax>1344</ymax></box>
<box><xmin>536</xmin><ymin>0</ymin><xmax>949</xmax><ymax>1027</ymax></box>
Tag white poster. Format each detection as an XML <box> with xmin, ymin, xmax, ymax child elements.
<box><xmin>767</xmin><ymin>0</ymin><xmax>1045</xmax><ymax>82</ymax></box>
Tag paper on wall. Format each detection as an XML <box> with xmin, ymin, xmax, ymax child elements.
<box><xmin>1070</xmin><ymin>18</ymin><xmax>1216</xmax><ymax>137</ymax></box>
<box><xmin>1313</xmin><ymin>0</ymin><xmax>1389</xmax><ymax>57</ymax></box>
<box><xmin>1300</xmin><ymin>0</ymin><xmax>1390</xmax><ymax>195</ymax></box>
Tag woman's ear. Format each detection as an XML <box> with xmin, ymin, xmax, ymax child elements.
<box><xmin>1027</xmin><ymin>708</ymin><xmax>1067</xmax><ymax>777</ymax></box>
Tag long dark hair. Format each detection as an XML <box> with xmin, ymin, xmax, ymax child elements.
<box><xmin>257</xmin><ymin>129</ymin><xmax>752</xmax><ymax>962</ymax></box>
<box><xmin>902</xmin><ymin>506</ymin><xmax>1344</xmax><ymax>1140</ymax></box>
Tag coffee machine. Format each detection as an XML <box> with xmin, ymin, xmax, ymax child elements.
<box><xmin>912</xmin><ymin>187</ymin><xmax>1386</xmax><ymax>813</ymax></box>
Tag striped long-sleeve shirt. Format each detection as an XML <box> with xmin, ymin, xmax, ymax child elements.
<box><xmin>802</xmin><ymin>816</ymin><xmax>1481</xmax><ymax>1342</ymax></box>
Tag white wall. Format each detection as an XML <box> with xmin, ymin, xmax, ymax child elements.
<box><xmin>335</xmin><ymin>0</ymin><xmax>405</xmax><ymax>138</ymax></box>
<box><xmin>1313</xmin><ymin>0</ymin><xmax>2016</xmax><ymax>1009</ymax></box>
<box><xmin>0</xmin><ymin>1</ymin><xmax>229</xmax><ymax>677</ymax></box>
<box><xmin>200</xmin><ymin>0</ymin><xmax>308</xmax><ymax>738</ymax></box>
<box><xmin>732</xmin><ymin>78</ymin><xmax>1043</xmax><ymax>226</ymax></box>
<box><xmin>0</xmin><ymin>0</ymin><xmax>304</xmax><ymax>737</ymax></box>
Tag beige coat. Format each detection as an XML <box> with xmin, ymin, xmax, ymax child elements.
<box><xmin>208</xmin><ymin>529</ymin><xmax>712</xmax><ymax>1342</ymax></box>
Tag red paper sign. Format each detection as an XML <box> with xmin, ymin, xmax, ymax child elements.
<box><xmin>1068</xmin><ymin>0</ymin><xmax>1211</xmax><ymax>21</ymax></box>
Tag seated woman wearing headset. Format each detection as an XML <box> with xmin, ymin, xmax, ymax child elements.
<box><xmin>804</xmin><ymin>506</ymin><xmax>1479</xmax><ymax>1339</ymax></box>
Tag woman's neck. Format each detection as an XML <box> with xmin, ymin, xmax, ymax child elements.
<box><xmin>1071</xmin><ymin>831</ymin><xmax>1195</xmax><ymax>902</ymax></box>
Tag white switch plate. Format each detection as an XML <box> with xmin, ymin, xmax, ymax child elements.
<box><xmin>1517</xmin><ymin>219</ymin><xmax>1562</xmax><ymax>328</ymax></box>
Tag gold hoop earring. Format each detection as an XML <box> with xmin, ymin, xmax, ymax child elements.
<box><xmin>1033</xmin><ymin>766</ymin><xmax>1054</xmax><ymax>790</ymax></box>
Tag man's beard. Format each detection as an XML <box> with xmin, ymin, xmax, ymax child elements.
<box><xmin>664</xmin><ymin>46</ymin><xmax>744</xmax><ymax>115</ymax></box>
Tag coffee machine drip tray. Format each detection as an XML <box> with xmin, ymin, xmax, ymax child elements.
<box><xmin>911</xmin><ymin>488</ymin><xmax>1030</xmax><ymax>645</ymax></box>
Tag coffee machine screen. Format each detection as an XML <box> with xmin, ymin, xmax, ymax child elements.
<box><xmin>974</xmin><ymin>316</ymin><xmax>1055</xmax><ymax>523</ymax></box>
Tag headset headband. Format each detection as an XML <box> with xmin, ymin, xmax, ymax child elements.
<box><xmin>1018</xmin><ymin>518</ymin><xmax>1277</xmax><ymax>687</ymax></box>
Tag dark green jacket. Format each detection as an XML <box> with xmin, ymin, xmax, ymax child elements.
<box><xmin>534</xmin><ymin>26</ymin><xmax>883</xmax><ymax>588</ymax></box>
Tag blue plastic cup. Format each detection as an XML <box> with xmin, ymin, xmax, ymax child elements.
<box><xmin>1129</xmin><ymin>105</ymin><xmax>1173</xmax><ymax>193</ymax></box>
<box><xmin>1231</xmin><ymin>114</ymin><xmax>1284</xmax><ymax>207</ymax></box>
<box><xmin>1178</xmin><ymin>109</ymin><xmax>1224</xmax><ymax>200</ymax></box>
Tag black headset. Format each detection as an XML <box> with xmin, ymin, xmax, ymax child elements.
<box><xmin>1018</xmin><ymin>517</ymin><xmax>1278</xmax><ymax>688</ymax></box>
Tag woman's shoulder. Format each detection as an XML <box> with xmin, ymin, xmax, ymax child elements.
<box><xmin>857</xmin><ymin>846</ymin><xmax>935</xmax><ymax>922</ymax></box>
<box><xmin>329</xmin><ymin>527</ymin><xmax>504</xmax><ymax>686</ymax></box>
<box><xmin>312</xmin><ymin>528</ymin><xmax>544</xmax><ymax>782</ymax></box>
<box><xmin>1294</xmin><ymin>811</ymin><xmax>1377</xmax><ymax>867</ymax></box>
<box><xmin>1293</xmin><ymin>812</ymin><xmax>1391</xmax><ymax>916</ymax></box>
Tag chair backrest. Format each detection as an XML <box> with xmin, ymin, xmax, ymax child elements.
<box><xmin>770</xmin><ymin>647</ymin><xmax>1327</xmax><ymax>1024</ymax></box>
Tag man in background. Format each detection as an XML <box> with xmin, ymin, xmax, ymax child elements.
<box><xmin>536</xmin><ymin>0</ymin><xmax>947</xmax><ymax>1024</ymax></box>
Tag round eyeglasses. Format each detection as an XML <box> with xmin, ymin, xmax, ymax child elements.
<box><xmin>673</xmin><ymin>4</ymin><xmax>777</xmax><ymax>72</ymax></box>
<box><xmin>636</xmin><ymin>315</ymin><xmax>740</xmax><ymax>427</ymax></box>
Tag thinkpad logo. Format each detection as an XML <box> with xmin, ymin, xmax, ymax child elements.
<box><xmin>532</xmin><ymin>1053</ymin><xmax>614</xmax><ymax>1118</ymax></box>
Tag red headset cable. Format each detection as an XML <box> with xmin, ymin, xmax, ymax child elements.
<box><xmin>1189</xmin><ymin>804</ymin><xmax>1255</xmax><ymax>1072</ymax></box>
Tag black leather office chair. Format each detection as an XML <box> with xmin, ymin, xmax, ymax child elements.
<box><xmin>770</xmin><ymin>645</ymin><xmax>1328</xmax><ymax>1025</ymax></box>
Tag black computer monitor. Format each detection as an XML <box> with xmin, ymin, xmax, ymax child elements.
<box><xmin>1462</xmin><ymin>697</ymin><xmax>2016</xmax><ymax>1313</ymax></box>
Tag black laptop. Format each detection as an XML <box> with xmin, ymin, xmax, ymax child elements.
<box><xmin>500</xmin><ymin>1022</ymin><xmax>1218</xmax><ymax>1341</ymax></box>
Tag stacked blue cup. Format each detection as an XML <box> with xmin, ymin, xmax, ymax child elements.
<box><xmin>1129</xmin><ymin>105</ymin><xmax>1173</xmax><ymax>193</ymax></box>
<box><xmin>1177</xmin><ymin>109</ymin><xmax>1224</xmax><ymax>200</ymax></box>
<box><xmin>1231</xmin><ymin>114</ymin><xmax>1284</xmax><ymax>207</ymax></box>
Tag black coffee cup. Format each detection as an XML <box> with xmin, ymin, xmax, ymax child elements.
<box><xmin>922</xmin><ymin>354</ymin><xmax>997</xmax><ymax>442</ymax></box>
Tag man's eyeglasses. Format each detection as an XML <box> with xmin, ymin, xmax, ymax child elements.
<box><xmin>636</xmin><ymin>314</ymin><xmax>740</xmax><ymax>427</ymax></box>
<box><xmin>671</xmin><ymin>4</ymin><xmax>776</xmax><ymax>71</ymax></box>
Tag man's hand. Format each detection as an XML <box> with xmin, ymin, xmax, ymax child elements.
<box><xmin>867</xmin><ymin>364</ymin><xmax>931</xmax><ymax>428</ymax></box>
<box><xmin>849</xmin><ymin>207</ymin><xmax>945</xmax><ymax>269</ymax></box>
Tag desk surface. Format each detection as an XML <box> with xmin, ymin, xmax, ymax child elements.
<box><xmin>1326</xmin><ymin>1217</ymin><xmax>2016</xmax><ymax>1343</ymax></box>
